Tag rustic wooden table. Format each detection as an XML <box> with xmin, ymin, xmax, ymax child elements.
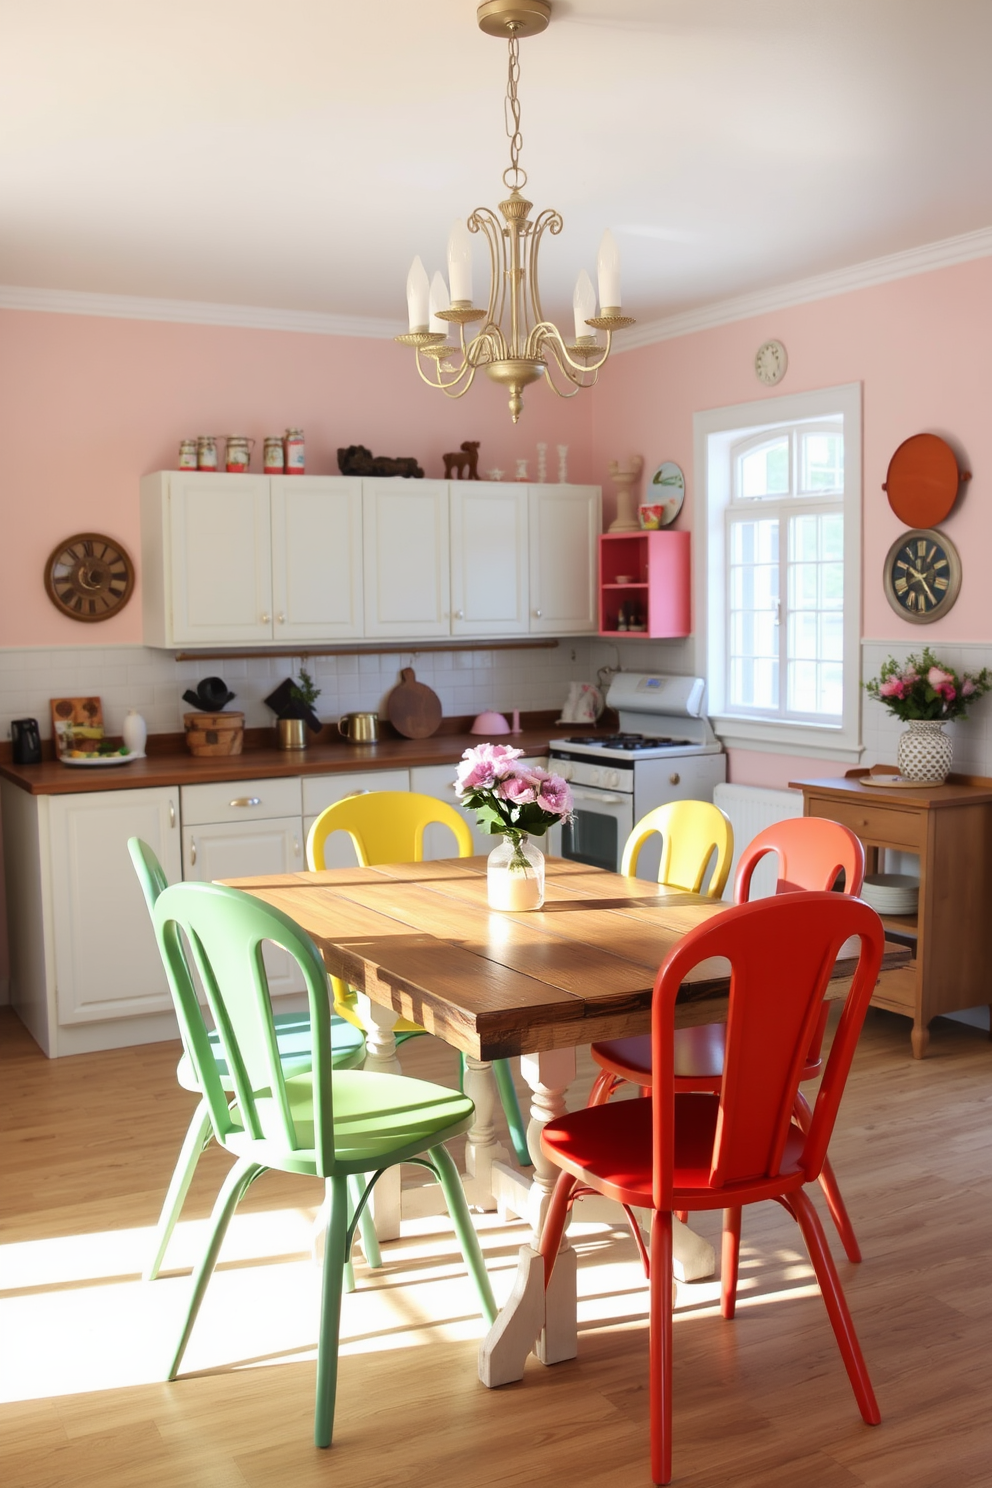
<box><xmin>228</xmin><ymin>855</ymin><xmax>909</xmax><ymax>1387</ymax></box>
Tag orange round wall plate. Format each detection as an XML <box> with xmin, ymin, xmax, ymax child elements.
<box><xmin>883</xmin><ymin>433</ymin><xmax>968</xmax><ymax>527</ymax></box>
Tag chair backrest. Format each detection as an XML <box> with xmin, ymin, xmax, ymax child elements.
<box><xmin>128</xmin><ymin>835</ymin><xmax>170</xmax><ymax>913</ymax></box>
<box><xmin>621</xmin><ymin>800</ymin><xmax>734</xmax><ymax>899</ymax></box>
<box><xmin>306</xmin><ymin>790</ymin><xmax>473</xmax><ymax>870</ymax></box>
<box><xmin>734</xmin><ymin>817</ymin><xmax>865</xmax><ymax>903</ymax></box>
<box><xmin>650</xmin><ymin>891</ymin><xmax>884</xmax><ymax>1208</ymax></box>
<box><xmin>152</xmin><ymin>881</ymin><xmax>336</xmax><ymax>1171</ymax></box>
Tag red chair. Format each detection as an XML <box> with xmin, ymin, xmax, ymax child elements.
<box><xmin>588</xmin><ymin>817</ymin><xmax>867</xmax><ymax>1260</ymax></box>
<box><xmin>540</xmin><ymin>891</ymin><xmax>884</xmax><ymax>1486</ymax></box>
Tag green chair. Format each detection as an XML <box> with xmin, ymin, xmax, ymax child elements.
<box><xmin>127</xmin><ymin>838</ymin><xmax>374</xmax><ymax>1283</ymax></box>
<box><xmin>152</xmin><ymin>879</ymin><xmax>497</xmax><ymax>1448</ymax></box>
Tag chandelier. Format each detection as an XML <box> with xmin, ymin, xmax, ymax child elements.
<box><xmin>395</xmin><ymin>0</ymin><xmax>635</xmax><ymax>423</ymax></box>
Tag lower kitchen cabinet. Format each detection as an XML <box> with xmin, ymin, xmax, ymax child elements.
<box><xmin>1</xmin><ymin>782</ymin><xmax>182</xmax><ymax>1057</ymax></box>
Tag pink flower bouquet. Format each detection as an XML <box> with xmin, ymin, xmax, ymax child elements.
<box><xmin>864</xmin><ymin>647</ymin><xmax>990</xmax><ymax>722</ymax></box>
<box><xmin>454</xmin><ymin>743</ymin><xmax>573</xmax><ymax>871</ymax></box>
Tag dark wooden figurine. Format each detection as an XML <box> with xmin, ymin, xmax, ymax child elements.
<box><xmin>337</xmin><ymin>444</ymin><xmax>424</xmax><ymax>479</ymax></box>
<box><xmin>443</xmin><ymin>441</ymin><xmax>481</xmax><ymax>480</ymax></box>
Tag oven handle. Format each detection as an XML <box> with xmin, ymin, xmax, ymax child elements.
<box><xmin>569</xmin><ymin>788</ymin><xmax>629</xmax><ymax>805</ymax></box>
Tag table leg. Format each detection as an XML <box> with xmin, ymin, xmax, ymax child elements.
<box><xmin>462</xmin><ymin>1056</ymin><xmax>511</xmax><ymax>1212</ymax></box>
<box><xmin>355</xmin><ymin>993</ymin><xmax>402</xmax><ymax>1239</ymax></box>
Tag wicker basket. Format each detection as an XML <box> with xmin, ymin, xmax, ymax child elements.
<box><xmin>183</xmin><ymin>710</ymin><xmax>245</xmax><ymax>757</ymax></box>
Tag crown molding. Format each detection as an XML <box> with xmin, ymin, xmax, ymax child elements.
<box><xmin>615</xmin><ymin>224</ymin><xmax>992</xmax><ymax>352</ymax></box>
<box><xmin>0</xmin><ymin>283</ymin><xmax>403</xmax><ymax>339</ymax></box>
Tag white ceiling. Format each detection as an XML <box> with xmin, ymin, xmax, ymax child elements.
<box><xmin>2</xmin><ymin>0</ymin><xmax>991</xmax><ymax>331</ymax></box>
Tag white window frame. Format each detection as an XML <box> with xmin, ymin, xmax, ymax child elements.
<box><xmin>695</xmin><ymin>383</ymin><xmax>863</xmax><ymax>762</ymax></box>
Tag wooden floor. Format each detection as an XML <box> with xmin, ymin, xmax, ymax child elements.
<box><xmin>1</xmin><ymin>1004</ymin><xmax>990</xmax><ymax>1488</ymax></box>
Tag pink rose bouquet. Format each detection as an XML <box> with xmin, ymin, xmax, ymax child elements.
<box><xmin>864</xmin><ymin>648</ymin><xmax>990</xmax><ymax>722</ymax></box>
<box><xmin>454</xmin><ymin>742</ymin><xmax>573</xmax><ymax>872</ymax></box>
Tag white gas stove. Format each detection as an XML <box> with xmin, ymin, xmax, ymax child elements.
<box><xmin>549</xmin><ymin>674</ymin><xmax>726</xmax><ymax>874</ymax></box>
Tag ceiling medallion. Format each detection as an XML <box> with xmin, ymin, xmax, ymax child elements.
<box><xmin>396</xmin><ymin>0</ymin><xmax>635</xmax><ymax>423</ymax></box>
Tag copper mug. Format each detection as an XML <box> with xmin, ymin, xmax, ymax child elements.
<box><xmin>338</xmin><ymin>711</ymin><xmax>378</xmax><ymax>743</ymax></box>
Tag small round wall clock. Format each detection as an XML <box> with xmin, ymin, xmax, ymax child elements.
<box><xmin>755</xmin><ymin>338</ymin><xmax>788</xmax><ymax>386</ymax></box>
<box><xmin>883</xmin><ymin>527</ymin><xmax>961</xmax><ymax>624</ymax></box>
<box><xmin>44</xmin><ymin>533</ymin><xmax>135</xmax><ymax>622</ymax></box>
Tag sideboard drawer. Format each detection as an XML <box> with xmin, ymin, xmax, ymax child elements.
<box><xmin>181</xmin><ymin>775</ymin><xmax>302</xmax><ymax>825</ymax></box>
<box><xmin>807</xmin><ymin>796</ymin><xmax>923</xmax><ymax>851</ymax></box>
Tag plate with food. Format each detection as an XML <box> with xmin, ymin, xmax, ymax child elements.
<box><xmin>61</xmin><ymin>747</ymin><xmax>136</xmax><ymax>767</ymax></box>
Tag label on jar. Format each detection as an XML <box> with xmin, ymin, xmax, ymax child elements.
<box><xmin>285</xmin><ymin>432</ymin><xmax>305</xmax><ymax>472</ymax></box>
<box><xmin>264</xmin><ymin>438</ymin><xmax>284</xmax><ymax>472</ymax></box>
<box><xmin>178</xmin><ymin>440</ymin><xmax>198</xmax><ymax>469</ymax></box>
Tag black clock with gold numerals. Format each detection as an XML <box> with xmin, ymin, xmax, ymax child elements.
<box><xmin>883</xmin><ymin>527</ymin><xmax>961</xmax><ymax>624</ymax></box>
<box><xmin>44</xmin><ymin>533</ymin><xmax>135</xmax><ymax>623</ymax></box>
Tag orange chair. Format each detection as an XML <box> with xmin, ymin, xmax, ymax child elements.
<box><xmin>587</xmin><ymin>816</ymin><xmax>867</xmax><ymax>1260</ymax></box>
<box><xmin>540</xmin><ymin>891</ymin><xmax>884</xmax><ymax>1485</ymax></box>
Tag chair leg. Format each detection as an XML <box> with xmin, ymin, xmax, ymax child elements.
<box><xmin>720</xmin><ymin>1207</ymin><xmax>742</xmax><ymax>1319</ymax></box>
<box><xmin>429</xmin><ymin>1143</ymin><xmax>498</xmax><ymax>1328</ymax></box>
<box><xmin>145</xmin><ymin>1099</ymin><xmax>213</xmax><ymax>1281</ymax></box>
<box><xmin>587</xmin><ymin>1069</ymin><xmax>621</xmax><ymax>1106</ymax></box>
<box><xmin>538</xmin><ymin>1169</ymin><xmax>578</xmax><ymax>1286</ymax></box>
<box><xmin>649</xmin><ymin>1209</ymin><xmax>674</xmax><ymax>1487</ymax></box>
<box><xmin>794</xmin><ymin>1090</ymin><xmax>861</xmax><ymax>1262</ymax></box>
<box><xmin>168</xmin><ymin>1156</ymin><xmax>262</xmax><ymax>1380</ymax></box>
<box><xmin>347</xmin><ymin>1173</ymin><xmax>382</xmax><ymax>1270</ymax></box>
<box><xmin>493</xmin><ymin>1058</ymin><xmax>532</xmax><ymax>1168</ymax></box>
<box><xmin>315</xmin><ymin>1174</ymin><xmax>349</xmax><ymax>1448</ymax></box>
<box><xmin>791</xmin><ymin>1187</ymin><xmax>880</xmax><ymax>1425</ymax></box>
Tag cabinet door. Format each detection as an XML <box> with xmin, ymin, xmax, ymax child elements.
<box><xmin>529</xmin><ymin>484</ymin><xmax>601</xmax><ymax>634</ymax></box>
<box><xmin>363</xmin><ymin>479</ymin><xmax>450</xmax><ymax>637</ymax></box>
<box><xmin>271</xmin><ymin>477</ymin><xmax>363</xmax><ymax>641</ymax></box>
<box><xmin>450</xmin><ymin>482</ymin><xmax>529</xmax><ymax>635</ymax></box>
<box><xmin>169</xmin><ymin>474</ymin><xmax>273</xmax><ymax>644</ymax></box>
<box><xmin>48</xmin><ymin>787</ymin><xmax>182</xmax><ymax>1025</ymax></box>
<box><xmin>182</xmin><ymin>816</ymin><xmax>306</xmax><ymax>996</ymax></box>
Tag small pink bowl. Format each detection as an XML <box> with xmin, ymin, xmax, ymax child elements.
<box><xmin>470</xmin><ymin>709</ymin><xmax>510</xmax><ymax>735</ymax></box>
<box><xmin>638</xmin><ymin>503</ymin><xmax>663</xmax><ymax>530</ymax></box>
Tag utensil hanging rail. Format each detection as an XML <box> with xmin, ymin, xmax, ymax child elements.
<box><xmin>174</xmin><ymin>638</ymin><xmax>560</xmax><ymax>662</ymax></box>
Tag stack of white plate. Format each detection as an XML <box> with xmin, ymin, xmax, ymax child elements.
<box><xmin>861</xmin><ymin>873</ymin><xmax>919</xmax><ymax>916</ymax></box>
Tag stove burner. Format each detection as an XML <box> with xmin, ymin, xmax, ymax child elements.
<box><xmin>563</xmin><ymin>733</ymin><xmax>689</xmax><ymax>752</ymax></box>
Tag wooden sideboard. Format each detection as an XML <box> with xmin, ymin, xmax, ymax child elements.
<box><xmin>790</xmin><ymin>772</ymin><xmax>992</xmax><ymax>1058</ymax></box>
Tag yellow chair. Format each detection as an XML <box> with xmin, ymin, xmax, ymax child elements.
<box><xmin>307</xmin><ymin>791</ymin><xmax>531</xmax><ymax>1166</ymax></box>
<box><xmin>620</xmin><ymin>798</ymin><xmax>734</xmax><ymax>895</ymax></box>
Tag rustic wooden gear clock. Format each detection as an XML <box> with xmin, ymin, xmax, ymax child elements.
<box><xmin>882</xmin><ymin>527</ymin><xmax>961</xmax><ymax>624</ymax></box>
<box><xmin>44</xmin><ymin>533</ymin><xmax>135</xmax><ymax>622</ymax></box>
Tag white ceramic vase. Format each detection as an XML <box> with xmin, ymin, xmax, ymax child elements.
<box><xmin>896</xmin><ymin>719</ymin><xmax>952</xmax><ymax>783</ymax></box>
<box><xmin>487</xmin><ymin>835</ymin><xmax>545</xmax><ymax>911</ymax></box>
<box><xmin>122</xmin><ymin>709</ymin><xmax>147</xmax><ymax>757</ymax></box>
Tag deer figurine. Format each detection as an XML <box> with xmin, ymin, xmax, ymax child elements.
<box><xmin>443</xmin><ymin>440</ymin><xmax>481</xmax><ymax>480</ymax></box>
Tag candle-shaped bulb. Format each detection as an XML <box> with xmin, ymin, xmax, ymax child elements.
<box><xmin>447</xmin><ymin>219</ymin><xmax>473</xmax><ymax>304</ymax></box>
<box><xmin>406</xmin><ymin>256</ymin><xmax>430</xmax><ymax>331</ymax></box>
<box><xmin>597</xmin><ymin>229</ymin><xmax>621</xmax><ymax>310</ymax></box>
<box><xmin>429</xmin><ymin>271</ymin><xmax>450</xmax><ymax>335</ymax></box>
<box><xmin>573</xmin><ymin>269</ymin><xmax>597</xmax><ymax>339</ymax></box>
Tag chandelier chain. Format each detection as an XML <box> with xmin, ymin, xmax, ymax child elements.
<box><xmin>502</xmin><ymin>31</ymin><xmax>527</xmax><ymax>192</ymax></box>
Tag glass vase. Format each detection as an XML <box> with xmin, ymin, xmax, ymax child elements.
<box><xmin>487</xmin><ymin>835</ymin><xmax>545</xmax><ymax>911</ymax></box>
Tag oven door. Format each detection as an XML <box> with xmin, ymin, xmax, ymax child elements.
<box><xmin>560</xmin><ymin>787</ymin><xmax>635</xmax><ymax>873</ymax></box>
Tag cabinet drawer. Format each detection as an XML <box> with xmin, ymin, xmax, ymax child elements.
<box><xmin>181</xmin><ymin>776</ymin><xmax>302</xmax><ymax>825</ymax></box>
<box><xmin>302</xmin><ymin>769</ymin><xmax>409</xmax><ymax>817</ymax></box>
<box><xmin>808</xmin><ymin>796</ymin><xmax>923</xmax><ymax>851</ymax></box>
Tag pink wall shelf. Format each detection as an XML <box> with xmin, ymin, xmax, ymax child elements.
<box><xmin>598</xmin><ymin>529</ymin><xmax>691</xmax><ymax>638</ymax></box>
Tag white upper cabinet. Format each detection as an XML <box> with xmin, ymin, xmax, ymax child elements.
<box><xmin>450</xmin><ymin>481</ymin><xmax>529</xmax><ymax>636</ymax></box>
<box><xmin>270</xmin><ymin>476</ymin><xmax>363</xmax><ymax>642</ymax></box>
<box><xmin>529</xmin><ymin>483</ymin><xmax>601</xmax><ymax>635</ymax></box>
<box><xmin>362</xmin><ymin>478</ymin><xmax>450</xmax><ymax>638</ymax></box>
<box><xmin>141</xmin><ymin>473</ymin><xmax>599</xmax><ymax>647</ymax></box>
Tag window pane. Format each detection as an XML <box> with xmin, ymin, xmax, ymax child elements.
<box><xmin>784</xmin><ymin>511</ymin><xmax>844</xmax><ymax>718</ymax></box>
<box><xmin>729</xmin><ymin>516</ymin><xmax>780</xmax><ymax>711</ymax></box>
<box><xmin>740</xmin><ymin>438</ymin><xmax>789</xmax><ymax>499</ymax></box>
<box><xmin>801</xmin><ymin>431</ymin><xmax>844</xmax><ymax>494</ymax></box>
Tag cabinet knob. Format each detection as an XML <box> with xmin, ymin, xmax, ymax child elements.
<box><xmin>277</xmin><ymin>612</ymin><xmax>286</xmax><ymax>625</ymax></box>
<box><xmin>669</xmin><ymin>772</ymin><xmax>681</xmax><ymax>786</ymax></box>
<box><xmin>190</xmin><ymin>837</ymin><xmax>197</xmax><ymax>866</ymax></box>
<box><xmin>261</xmin><ymin>612</ymin><xmax>271</xmax><ymax>624</ymax></box>
<box><xmin>456</xmin><ymin>608</ymin><xmax>464</xmax><ymax>619</ymax></box>
<box><xmin>533</xmin><ymin>608</ymin><xmax>542</xmax><ymax>618</ymax></box>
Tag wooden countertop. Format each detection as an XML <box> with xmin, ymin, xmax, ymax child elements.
<box><xmin>789</xmin><ymin>771</ymin><xmax>992</xmax><ymax>808</ymax></box>
<box><xmin>0</xmin><ymin>720</ymin><xmax>594</xmax><ymax>796</ymax></box>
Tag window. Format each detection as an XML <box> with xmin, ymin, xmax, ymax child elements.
<box><xmin>696</xmin><ymin>385</ymin><xmax>862</xmax><ymax>761</ymax></box>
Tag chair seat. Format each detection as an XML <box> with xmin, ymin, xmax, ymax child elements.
<box><xmin>176</xmin><ymin>1010</ymin><xmax>365</xmax><ymax>1092</ymax></box>
<box><xmin>542</xmin><ymin>1093</ymin><xmax>807</xmax><ymax>1210</ymax></box>
<box><xmin>225</xmin><ymin>1069</ymin><xmax>476</xmax><ymax>1172</ymax></box>
<box><xmin>592</xmin><ymin>1022</ymin><xmax>820</xmax><ymax>1088</ymax></box>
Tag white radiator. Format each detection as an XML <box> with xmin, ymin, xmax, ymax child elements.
<box><xmin>712</xmin><ymin>783</ymin><xmax>804</xmax><ymax>900</ymax></box>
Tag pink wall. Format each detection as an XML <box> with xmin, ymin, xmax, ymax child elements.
<box><xmin>589</xmin><ymin>255</ymin><xmax>992</xmax><ymax>786</ymax></box>
<box><xmin>0</xmin><ymin>311</ymin><xmax>595</xmax><ymax>648</ymax></box>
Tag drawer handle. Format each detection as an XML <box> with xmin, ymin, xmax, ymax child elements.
<box><xmin>190</xmin><ymin>837</ymin><xmax>196</xmax><ymax>866</ymax></box>
<box><xmin>230</xmin><ymin>797</ymin><xmax>261</xmax><ymax>808</ymax></box>
<box><xmin>168</xmin><ymin>801</ymin><xmax>176</xmax><ymax>828</ymax></box>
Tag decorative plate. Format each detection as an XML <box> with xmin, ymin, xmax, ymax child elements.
<box><xmin>646</xmin><ymin>462</ymin><xmax>685</xmax><ymax>526</ymax></box>
<box><xmin>859</xmin><ymin>773</ymin><xmax>944</xmax><ymax>789</ymax></box>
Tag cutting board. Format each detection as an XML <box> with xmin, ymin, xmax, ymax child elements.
<box><xmin>386</xmin><ymin>667</ymin><xmax>443</xmax><ymax>739</ymax></box>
